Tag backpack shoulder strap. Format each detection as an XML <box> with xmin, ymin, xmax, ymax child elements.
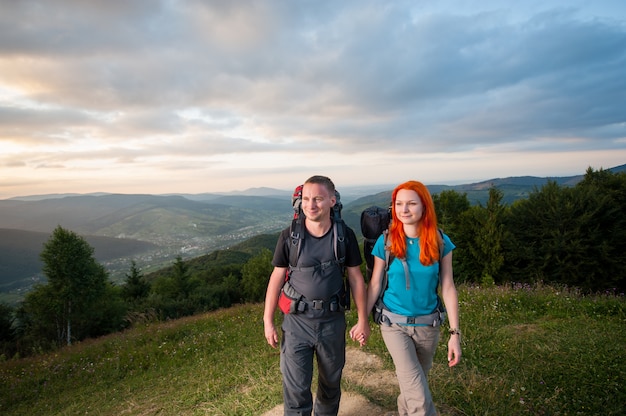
<box><xmin>288</xmin><ymin>217</ymin><xmax>303</xmax><ymax>269</ymax></box>
<box><xmin>435</xmin><ymin>228</ymin><xmax>447</xmax><ymax>313</ymax></box>
<box><xmin>288</xmin><ymin>184</ymin><xmax>305</xmax><ymax>269</ymax></box>
<box><xmin>383</xmin><ymin>231</ymin><xmax>410</xmax><ymax>290</ymax></box>
<box><xmin>385</xmin><ymin>230</ymin><xmax>440</xmax><ymax>292</ymax></box>
<box><xmin>379</xmin><ymin>232</ymin><xmax>392</xmax><ymax>297</ymax></box>
<box><xmin>333</xmin><ymin>216</ymin><xmax>351</xmax><ymax>310</ymax></box>
<box><xmin>333</xmin><ymin>219</ymin><xmax>347</xmax><ymax>267</ymax></box>
<box><xmin>288</xmin><ymin>217</ymin><xmax>347</xmax><ymax>270</ymax></box>
<box><xmin>437</xmin><ymin>228</ymin><xmax>445</xmax><ymax>264</ymax></box>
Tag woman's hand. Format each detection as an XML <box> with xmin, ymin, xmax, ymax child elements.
<box><xmin>349</xmin><ymin>321</ymin><xmax>370</xmax><ymax>347</ymax></box>
<box><xmin>447</xmin><ymin>334</ymin><xmax>461</xmax><ymax>367</ymax></box>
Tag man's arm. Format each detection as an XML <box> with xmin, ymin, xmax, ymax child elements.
<box><xmin>347</xmin><ymin>265</ymin><xmax>370</xmax><ymax>346</ymax></box>
<box><xmin>263</xmin><ymin>266</ymin><xmax>287</xmax><ymax>348</ymax></box>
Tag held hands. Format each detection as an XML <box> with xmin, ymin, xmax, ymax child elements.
<box><xmin>349</xmin><ymin>320</ymin><xmax>371</xmax><ymax>347</ymax></box>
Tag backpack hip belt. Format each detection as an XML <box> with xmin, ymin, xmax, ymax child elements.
<box><xmin>378</xmin><ymin>307</ymin><xmax>446</xmax><ymax>327</ymax></box>
<box><xmin>282</xmin><ymin>280</ymin><xmax>342</xmax><ymax>313</ymax></box>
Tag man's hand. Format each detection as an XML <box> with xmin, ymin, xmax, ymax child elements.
<box><xmin>265</xmin><ymin>322</ymin><xmax>279</xmax><ymax>348</ymax></box>
<box><xmin>349</xmin><ymin>320</ymin><xmax>371</xmax><ymax>347</ymax></box>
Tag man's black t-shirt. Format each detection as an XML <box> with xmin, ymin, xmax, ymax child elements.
<box><xmin>272</xmin><ymin>221</ymin><xmax>362</xmax><ymax>301</ymax></box>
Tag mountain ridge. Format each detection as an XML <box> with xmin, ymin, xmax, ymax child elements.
<box><xmin>1</xmin><ymin>164</ymin><xmax>623</xmax><ymax>301</ymax></box>
<box><xmin>12</xmin><ymin>163</ymin><xmax>625</xmax><ymax>203</ymax></box>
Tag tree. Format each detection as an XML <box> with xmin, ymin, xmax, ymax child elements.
<box><xmin>574</xmin><ymin>168</ymin><xmax>626</xmax><ymax>291</ymax></box>
<box><xmin>121</xmin><ymin>260</ymin><xmax>150</xmax><ymax>302</ymax></box>
<box><xmin>15</xmin><ymin>285</ymin><xmax>58</xmax><ymax>354</ymax></box>
<box><xmin>37</xmin><ymin>226</ymin><xmax>108</xmax><ymax>346</ymax></box>
<box><xmin>149</xmin><ymin>256</ymin><xmax>200</xmax><ymax>319</ymax></box>
<box><xmin>0</xmin><ymin>303</ymin><xmax>14</xmax><ymax>341</ymax></box>
<box><xmin>0</xmin><ymin>303</ymin><xmax>15</xmax><ymax>358</ymax></box>
<box><xmin>504</xmin><ymin>171</ymin><xmax>626</xmax><ymax>292</ymax></box>
<box><xmin>171</xmin><ymin>255</ymin><xmax>193</xmax><ymax>299</ymax></box>
<box><xmin>453</xmin><ymin>187</ymin><xmax>506</xmax><ymax>284</ymax></box>
<box><xmin>433</xmin><ymin>189</ymin><xmax>471</xmax><ymax>232</ymax></box>
<box><xmin>241</xmin><ymin>249</ymin><xmax>274</xmax><ymax>302</ymax></box>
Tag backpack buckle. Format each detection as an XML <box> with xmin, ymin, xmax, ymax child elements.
<box><xmin>296</xmin><ymin>300</ymin><xmax>306</xmax><ymax>313</ymax></box>
<box><xmin>311</xmin><ymin>300</ymin><xmax>324</xmax><ymax>310</ymax></box>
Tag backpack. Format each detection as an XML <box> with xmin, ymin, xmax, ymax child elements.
<box><xmin>360</xmin><ymin>205</ymin><xmax>391</xmax><ymax>281</ymax></box>
<box><xmin>360</xmin><ymin>205</ymin><xmax>446</xmax><ymax>325</ymax></box>
<box><xmin>277</xmin><ymin>185</ymin><xmax>351</xmax><ymax>314</ymax></box>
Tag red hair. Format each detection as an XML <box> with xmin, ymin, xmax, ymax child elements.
<box><xmin>388</xmin><ymin>180</ymin><xmax>440</xmax><ymax>266</ymax></box>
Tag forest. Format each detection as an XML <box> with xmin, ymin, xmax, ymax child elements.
<box><xmin>1</xmin><ymin>167</ymin><xmax>624</xmax><ymax>359</ymax></box>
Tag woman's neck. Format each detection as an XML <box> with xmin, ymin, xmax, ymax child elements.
<box><xmin>403</xmin><ymin>223</ymin><xmax>420</xmax><ymax>239</ymax></box>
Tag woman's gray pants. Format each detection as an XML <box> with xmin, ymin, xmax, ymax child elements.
<box><xmin>380</xmin><ymin>323</ymin><xmax>440</xmax><ymax>416</ymax></box>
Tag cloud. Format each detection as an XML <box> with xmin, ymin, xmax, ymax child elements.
<box><xmin>0</xmin><ymin>0</ymin><xmax>625</xmax><ymax>197</ymax></box>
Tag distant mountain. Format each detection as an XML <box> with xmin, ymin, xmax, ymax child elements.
<box><xmin>2</xmin><ymin>164</ymin><xmax>623</xmax><ymax>302</ymax></box>
<box><xmin>0</xmin><ymin>193</ymin><xmax>290</xmax><ymax>239</ymax></box>
<box><xmin>8</xmin><ymin>192</ymin><xmax>112</xmax><ymax>201</ymax></box>
<box><xmin>0</xmin><ymin>192</ymin><xmax>294</xmax><ymax>299</ymax></box>
<box><xmin>342</xmin><ymin>164</ymin><xmax>624</xmax><ymax>218</ymax></box>
<box><xmin>223</xmin><ymin>187</ymin><xmax>292</xmax><ymax>197</ymax></box>
<box><xmin>209</xmin><ymin>195</ymin><xmax>287</xmax><ymax>211</ymax></box>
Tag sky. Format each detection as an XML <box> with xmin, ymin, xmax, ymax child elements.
<box><xmin>1</xmin><ymin>0</ymin><xmax>625</xmax><ymax>199</ymax></box>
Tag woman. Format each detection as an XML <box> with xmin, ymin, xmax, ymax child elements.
<box><xmin>367</xmin><ymin>180</ymin><xmax>461</xmax><ymax>416</ymax></box>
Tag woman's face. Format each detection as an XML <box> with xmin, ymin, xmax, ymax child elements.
<box><xmin>394</xmin><ymin>189</ymin><xmax>424</xmax><ymax>226</ymax></box>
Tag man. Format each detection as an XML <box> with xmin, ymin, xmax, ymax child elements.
<box><xmin>264</xmin><ymin>175</ymin><xmax>370</xmax><ymax>416</ymax></box>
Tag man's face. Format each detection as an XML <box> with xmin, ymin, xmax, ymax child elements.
<box><xmin>301</xmin><ymin>182</ymin><xmax>335</xmax><ymax>223</ymax></box>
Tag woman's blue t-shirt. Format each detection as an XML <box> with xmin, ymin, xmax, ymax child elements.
<box><xmin>373</xmin><ymin>232</ymin><xmax>455</xmax><ymax>317</ymax></box>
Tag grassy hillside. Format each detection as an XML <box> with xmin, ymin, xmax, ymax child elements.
<box><xmin>1</xmin><ymin>284</ymin><xmax>624</xmax><ymax>415</ymax></box>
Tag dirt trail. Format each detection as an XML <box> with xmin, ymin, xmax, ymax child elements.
<box><xmin>261</xmin><ymin>346</ymin><xmax>399</xmax><ymax>416</ymax></box>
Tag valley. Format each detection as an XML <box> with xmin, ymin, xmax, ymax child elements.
<box><xmin>1</xmin><ymin>165</ymin><xmax>622</xmax><ymax>304</ymax></box>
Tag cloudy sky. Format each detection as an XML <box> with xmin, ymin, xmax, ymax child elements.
<box><xmin>1</xmin><ymin>0</ymin><xmax>625</xmax><ymax>198</ymax></box>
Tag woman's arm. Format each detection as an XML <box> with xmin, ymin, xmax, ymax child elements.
<box><xmin>366</xmin><ymin>256</ymin><xmax>386</xmax><ymax>313</ymax></box>
<box><xmin>440</xmin><ymin>251</ymin><xmax>461</xmax><ymax>366</ymax></box>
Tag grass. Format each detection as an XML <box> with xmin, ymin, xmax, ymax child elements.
<box><xmin>1</xmin><ymin>284</ymin><xmax>624</xmax><ymax>415</ymax></box>
<box><xmin>361</xmin><ymin>284</ymin><xmax>626</xmax><ymax>415</ymax></box>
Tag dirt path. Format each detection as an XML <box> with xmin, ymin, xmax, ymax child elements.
<box><xmin>261</xmin><ymin>346</ymin><xmax>399</xmax><ymax>416</ymax></box>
